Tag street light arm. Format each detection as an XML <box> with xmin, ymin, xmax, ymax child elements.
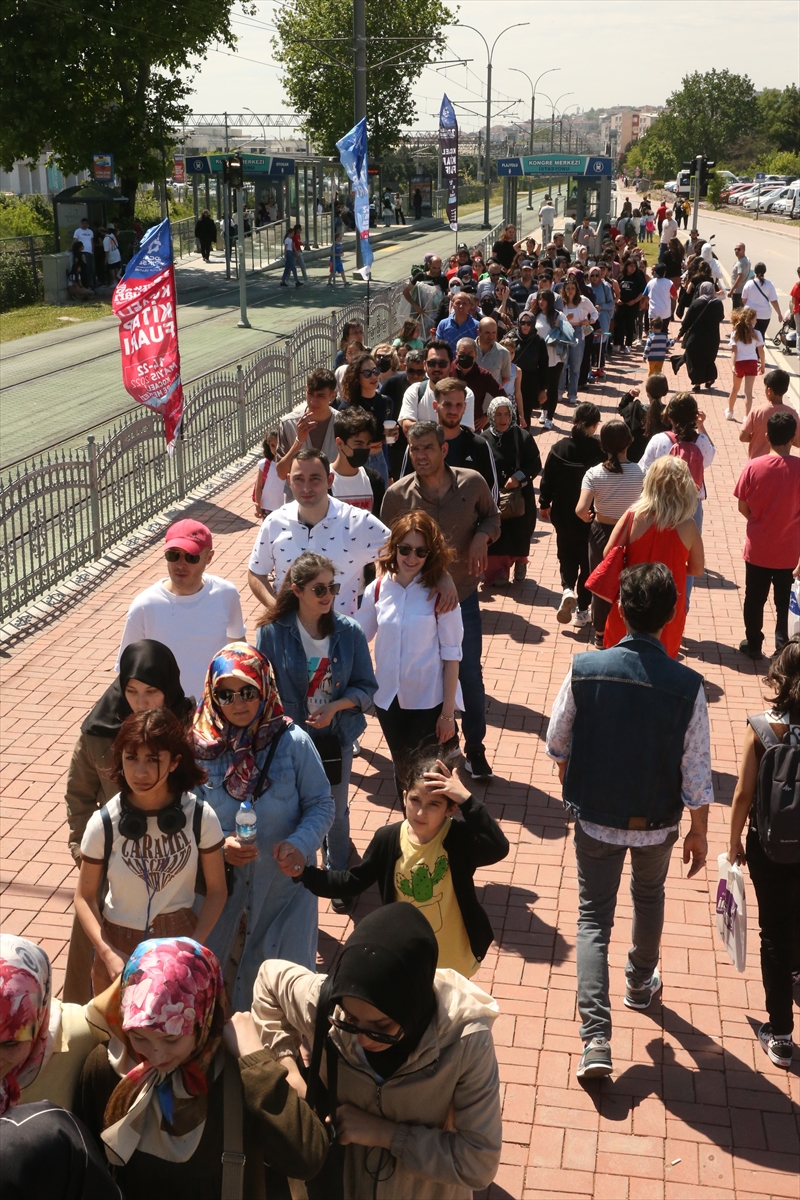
<box><xmin>534</xmin><ymin>67</ymin><xmax>560</xmax><ymax>92</ymax></box>
<box><xmin>490</xmin><ymin>21</ymin><xmax>529</xmax><ymax>59</ymax></box>
<box><xmin>457</xmin><ymin>23</ymin><xmax>489</xmax><ymax>58</ymax></box>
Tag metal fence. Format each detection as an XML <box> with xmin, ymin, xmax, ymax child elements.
<box><xmin>0</xmin><ymin>282</ymin><xmax>409</xmax><ymax>621</ymax></box>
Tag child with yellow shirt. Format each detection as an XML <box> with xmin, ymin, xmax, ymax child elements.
<box><xmin>299</xmin><ymin>753</ymin><xmax>509</xmax><ymax>976</ymax></box>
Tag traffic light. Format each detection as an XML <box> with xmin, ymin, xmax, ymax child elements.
<box><xmin>684</xmin><ymin>157</ymin><xmax>716</xmax><ymax>197</ymax></box>
<box><xmin>701</xmin><ymin>159</ymin><xmax>716</xmax><ymax>198</ymax></box>
<box><xmin>223</xmin><ymin>157</ymin><xmax>244</xmax><ymax>188</ymax></box>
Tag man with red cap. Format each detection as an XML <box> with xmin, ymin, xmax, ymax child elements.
<box><xmin>116</xmin><ymin>519</ymin><xmax>245</xmax><ymax>698</ymax></box>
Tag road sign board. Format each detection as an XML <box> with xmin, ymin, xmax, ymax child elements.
<box><xmin>498</xmin><ymin>154</ymin><xmax>612</xmax><ymax>178</ymax></box>
<box><xmin>755</xmin><ymin>172</ymin><xmax>766</xmax><ymax>181</ymax></box>
<box><xmin>187</xmin><ymin>153</ymin><xmax>295</xmax><ymax>177</ymax></box>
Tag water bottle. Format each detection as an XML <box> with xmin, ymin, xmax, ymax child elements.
<box><xmin>235</xmin><ymin>800</ymin><xmax>257</xmax><ymax>845</ymax></box>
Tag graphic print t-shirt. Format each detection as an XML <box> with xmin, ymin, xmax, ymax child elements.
<box><xmin>331</xmin><ymin>466</ymin><xmax>374</xmax><ymax>511</ymax></box>
<box><xmin>394</xmin><ymin>818</ymin><xmax>478</xmax><ymax>978</ymax></box>
<box><xmin>80</xmin><ymin>791</ymin><xmax>223</xmax><ymax>929</ymax></box>
<box><xmin>296</xmin><ymin>617</ymin><xmax>332</xmax><ymax>715</ymax></box>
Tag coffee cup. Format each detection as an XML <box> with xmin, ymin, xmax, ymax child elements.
<box><xmin>383</xmin><ymin>420</ymin><xmax>399</xmax><ymax>443</ymax></box>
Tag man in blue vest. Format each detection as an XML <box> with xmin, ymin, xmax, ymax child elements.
<box><xmin>546</xmin><ymin>563</ymin><xmax>712</xmax><ymax>1080</ymax></box>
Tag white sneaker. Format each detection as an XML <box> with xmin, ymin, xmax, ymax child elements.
<box><xmin>725</xmin><ymin>410</ymin><xmax>736</xmax><ymax>421</ymax></box>
<box><xmin>557</xmin><ymin>588</ymin><xmax>577</xmax><ymax>624</ymax></box>
<box><xmin>542</xmin><ymin>417</ymin><xmax>554</xmax><ymax>430</ymax></box>
<box><xmin>572</xmin><ymin>609</ymin><xmax>591</xmax><ymax>628</ymax></box>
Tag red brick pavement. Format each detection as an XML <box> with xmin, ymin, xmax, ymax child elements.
<box><xmin>1</xmin><ymin>323</ymin><xmax>799</xmax><ymax>1198</ymax></box>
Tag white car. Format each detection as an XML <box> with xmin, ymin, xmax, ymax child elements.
<box><xmin>742</xmin><ymin>187</ymin><xmax>785</xmax><ymax>212</ymax></box>
<box><xmin>664</xmin><ymin>180</ymin><xmax>677</xmax><ymax>193</ymax></box>
<box><xmin>772</xmin><ymin>192</ymin><xmax>800</xmax><ymax>218</ymax></box>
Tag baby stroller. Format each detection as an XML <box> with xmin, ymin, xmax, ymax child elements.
<box><xmin>773</xmin><ymin>316</ymin><xmax>797</xmax><ymax>355</ymax></box>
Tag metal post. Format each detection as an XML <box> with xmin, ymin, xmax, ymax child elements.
<box><xmin>303</xmin><ymin>162</ymin><xmax>310</xmax><ymax>248</ymax></box>
<box><xmin>175</xmin><ymin>430</ymin><xmax>186</xmax><ymax>499</ymax></box>
<box><xmin>353</xmin><ymin>0</ymin><xmax>367</xmax><ymax>269</ymax></box>
<box><xmin>236</xmin><ymin>364</ymin><xmax>247</xmax><ymax>453</ymax></box>
<box><xmin>236</xmin><ymin>186</ymin><xmax>250</xmax><ymax>328</ymax></box>
<box><xmin>86</xmin><ymin>435</ymin><xmax>102</xmax><ymax>559</ymax></box>
<box><xmin>528</xmin><ymin>93</ymin><xmax>535</xmax><ymax>208</ymax></box>
<box><xmin>205</xmin><ymin>176</ymin><xmax>211</xmax><ymax>216</ymax></box>
<box><xmin>330</xmin><ymin>168</ymin><xmax>338</xmax><ymax>287</ymax></box>
<box><xmin>223</xmin><ymin>182</ymin><xmax>231</xmax><ymax>280</ymax></box>
<box><xmin>29</xmin><ymin>236</ymin><xmax>37</xmax><ymax>291</ymax></box>
<box><xmin>312</xmin><ymin>161</ymin><xmax>319</xmax><ymax>247</ymax></box>
<box><xmin>192</xmin><ymin>176</ymin><xmax>199</xmax><ymax>224</ymax></box>
<box><xmin>692</xmin><ymin>153</ymin><xmax>703</xmax><ymax>232</ymax></box>
<box><xmin>214</xmin><ymin>177</ymin><xmax>220</xmax><ymax>223</ymax></box>
<box><xmin>483</xmin><ymin>58</ymin><xmax>492</xmax><ymax>228</ymax></box>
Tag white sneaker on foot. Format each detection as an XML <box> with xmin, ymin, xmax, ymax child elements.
<box><xmin>557</xmin><ymin>588</ymin><xmax>577</xmax><ymax>624</ymax></box>
<box><xmin>725</xmin><ymin>410</ymin><xmax>736</xmax><ymax>421</ymax></box>
<box><xmin>572</xmin><ymin>609</ymin><xmax>591</xmax><ymax>628</ymax></box>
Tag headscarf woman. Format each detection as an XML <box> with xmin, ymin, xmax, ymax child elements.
<box><xmin>191</xmin><ymin>643</ymin><xmax>334</xmax><ymax>1009</ymax></box>
<box><xmin>672</xmin><ymin>280</ymin><xmax>725</xmax><ymax>390</ymax></box>
<box><xmin>1</xmin><ymin>935</ymin><xmax>104</xmax><ymax>1114</ymax></box>
<box><xmin>77</xmin><ymin>937</ymin><xmax>327</xmax><ymax>1197</ymax></box>
<box><xmin>251</xmin><ymin>904</ymin><xmax>503</xmax><ymax>1200</ymax></box>
<box><xmin>513</xmin><ymin>306</ymin><xmax>550</xmax><ymax>426</ymax></box>
<box><xmin>483</xmin><ymin>398</ymin><xmax>542</xmax><ymax>585</ymax></box>
<box><xmin>63</xmin><ymin>641</ymin><xmax>194</xmax><ymax>1004</ymax></box>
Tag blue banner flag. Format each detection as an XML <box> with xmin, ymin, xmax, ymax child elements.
<box><xmin>439</xmin><ymin>95</ymin><xmax>458</xmax><ymax>232</ymax></box>
<box><xmin>336</xmin><ymin>118</ymin><xmax>374</xmax><ymax>279</ymax></box>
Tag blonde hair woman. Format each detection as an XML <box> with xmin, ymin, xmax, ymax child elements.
<box><xmin>601</xmin><ymin>456</ymin><xmax>704</xmax><ymax>657</ymax></box>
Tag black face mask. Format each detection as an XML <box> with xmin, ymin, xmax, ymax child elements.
<box><xmin>457</xmin><ymin>354</ymin><xmax>475</xmax><ymax>369</ymax></box>
<box><xmin>346</xmin><ymin>446</ymin><xmax>371</xmax><ymax>467</ymax></box>
<box><xmin>376</xmin><ymin>356</ymin><xmax>392</xmax><ymax>372</ymax></box>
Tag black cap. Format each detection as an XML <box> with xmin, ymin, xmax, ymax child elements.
<box><xmin>520</xmin><ymin>259</ymin><xmax>534</xmax><ymax>269</ymax></box>
<box><xmin>457</xmin><ymin>242</ymin><xmax>469</xmax><ymax>252</ymax></box>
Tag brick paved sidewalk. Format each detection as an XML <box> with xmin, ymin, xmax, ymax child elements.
<box><xmin>1</xmin><ymin>319</ymin><xmax>798</xmax><ymax>1198</ymax></box>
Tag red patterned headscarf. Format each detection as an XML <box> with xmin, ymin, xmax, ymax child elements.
<box><xmin>191</xmin><ymin>641</ymin><xmax>290</xmax><ymax>800</ymax></box>
<box><xmin>0</xmin><ymin>936</ymin><xmax>52</xmax><ymax>1114</ymax></box>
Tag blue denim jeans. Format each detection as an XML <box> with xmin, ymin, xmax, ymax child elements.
<box><xmin>368</xmin><ymin>450</ymin><xmax>389</xmax><ymax>487</ymax></box>
<box><xmin>282</xmin><ymin>248</ymin><xmax>298</xmax><ymax>283</ymax></box>
<box><xmin>458</xmin><ymin>589</ymin><xmax>486</xmax><ymax>755</ymax></box>
<box><xmin>685</xmin><ymin>499</ymin><xmax>703</xmax><ymax>609</ymax></box>
<box><xmin>324</xmin><ymin>743</ymin><xmax>354</xmax><ymax>871</ymax></box>
<box><xmin>563</xmin><ymin>336</ymin><xmax>586</xmax><ymax>403</ymax></box>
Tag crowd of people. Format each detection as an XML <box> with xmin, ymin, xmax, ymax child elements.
<box><xmin>2</xmin><ymin>187</ymin><xmax>799</xmax><ymax>1198</ymax></box>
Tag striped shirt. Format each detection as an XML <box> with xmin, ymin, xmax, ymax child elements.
<box><xmin>580</xmin><ymin>461</ymin><xmax>645</xmax><ymax>521</ymax></box>
<box><xmin>643</xmin><ymin>331</ymin><xmax>670</xmax><ymax>361</ymax></box>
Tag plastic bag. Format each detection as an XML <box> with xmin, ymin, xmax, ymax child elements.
<box><xmin>715</xmin><ymin>853</ymin><xmax>747</xmax><ymax>972</ymax></box>
<box><xmin>788</xmin><ymin>580</ymin><xmax>800</xmax><ymax>640</ymax></box>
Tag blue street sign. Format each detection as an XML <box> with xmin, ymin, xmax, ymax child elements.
<box><xmin>498</xmin><ymin>157</ymin><xmax>524</xmax><ymax>177</ymax></box>
<box><xmin>500</xmin><ymin>154</ymin><xmax>613</xmax><ymax>178</ymax></box>
<box><xmin>268</xmin><ymin>157</ymin><xmax>295</xmax><ymax>177</ymax></box>
<box><xmin>755</xmin><ymin>172</ymin><xmax>766</xmax><ymax>181</ymax></box>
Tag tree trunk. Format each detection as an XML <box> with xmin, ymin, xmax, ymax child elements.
<box><xmin>120</xmin><ymin>175</ymin><xmax>139</xmax><ymax>225</ymax></box>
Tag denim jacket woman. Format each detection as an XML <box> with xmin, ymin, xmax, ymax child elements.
<box><xmin>191</xmin><ymin>643</ymin><xmax>334</xmax><ymax>1010</ymax></box>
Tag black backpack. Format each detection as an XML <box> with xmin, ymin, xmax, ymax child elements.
<box><xmin>748</xmin><ymin>714</ymin><xmax>800</xmax><ymax>863</ymax></box>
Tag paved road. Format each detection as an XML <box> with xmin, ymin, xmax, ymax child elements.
<box><xmin>1</xmin><ymin>198</ymin><xmax>543</xmax><ymax>468</ymax></box>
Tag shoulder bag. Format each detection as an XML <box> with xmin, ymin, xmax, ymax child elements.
<box><xmin>497</xmin><ymin>428</ymin><xmax>526</xmax><ymax>520</ymax></box>
<box><xmin>585</xmin><ymin>510</ymin><xmax>634</xmax><ymax>603</ymax></box>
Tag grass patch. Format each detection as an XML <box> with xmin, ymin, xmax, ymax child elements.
<box><xmin>0</xmin><ymin>301</ymin><xmax>114</xmax><ymax>343</ymax></box>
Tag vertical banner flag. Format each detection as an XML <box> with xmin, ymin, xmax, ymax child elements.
<box><xmin>439</xmin><ymin>95</ymin><xmax>458</xmax><ymax>232</ymax></box>
<box><xmin>111</xmin><ymin>218</ymin><xmax>184</xmax><ymax>453</ymax></box>
<box><xmin>336</xmin><ymin>117</ymin><xmax>374</xmax><ymax>280</ymax></box>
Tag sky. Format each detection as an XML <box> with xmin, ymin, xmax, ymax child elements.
<box><xmin>188</xmin><ymin>0</ymin><xmax>800</xmax><ymax>134</ymax></box>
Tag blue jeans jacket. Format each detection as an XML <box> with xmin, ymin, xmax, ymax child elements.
<box><xmin>257</xmin><ymin>612</ymin><xmax>377</xmax><ymax>747</ymax></box>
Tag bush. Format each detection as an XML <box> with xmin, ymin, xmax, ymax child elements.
<box><xmin>0</xmin><ymin>194</ymin><xmax>54</xmax><ymax>239</ymax></box>
<box><xmin>707</xmin><ymin>176</ymin><xmax>725</xmax><ymax>209</ymax></box>
<box><xmin>0</xmin><ymin>253</ymin><xmax>41</xmax><ymax>311</ymax></box>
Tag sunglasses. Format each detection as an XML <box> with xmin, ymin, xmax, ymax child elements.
<box><xmin>213</xmin><ymin>685</ymin><xmax>261</xmax><ymax>705</ymax></box>
<box><xmin>360</xmin><ymin>367</ymin><xmax>381</xmax><ymax>379</ymax></box>
<box><xmin>328</xmin><ymin>1013</ymin><xmax>403</xmax><ymax>1045</ymax></box>
<box><xmin>406</xmin><ymin>367</ymin><xmax>425</xmax><ymax>377</ymax></box>
<box><xmin>396</xmin><ymin>544</ymin><xmax>430</xmax><ymax>559</ymax></box>
<box><xmin>519</xmin><ymin>319</ymin><xmax>533</xmax><ymax>327</ymax></box>
<box><xmin>426</xmin><ymin>359</ymin><xmax>449</xmax><ymax>369</ymax></box>
<box><xmin>165</xmin><ymin>549</ymin><xmax>201</xmax><ymax>563</ymax></box>
<box><xmin>302</xmin><ymin>582</ymin><xmax>341</xmax><ymax>597</ymax></box>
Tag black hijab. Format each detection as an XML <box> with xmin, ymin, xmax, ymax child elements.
<box><xmin>320</xmin><ymin>905</ymin><xmax>439</xmax><ymax>1080</ymax></box>
<box><xmin>80</xmin><ymin>640</ymin><xmax>194</xmax><ymax>739</ymax></box>
<box><xmin>0</xmin><ymin>1101</ymin><xmax>121</xmax><ymax>1200</ymax></box>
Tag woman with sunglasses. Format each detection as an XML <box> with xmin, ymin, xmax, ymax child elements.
<box><xmin>251</xmin><ymin>903</ymin><xmax>502</xmax><ymax>1200</ymax></box>
<box><xmin>192</xmin><ymin>643</ymin><xmax>334</xmax><ymax>1008</ymax></box>
<box><xmin>356</xmin><ymin>513</ymin><xmax>463</xmax><ymax>793</ymax></box>
<box><xmin>257</xmin><ymin>553</ymin><xmax>377</xmax><ymax>910</ymax></box>
<box><xmin>340</xmin><ymin>350</ymin><xmax>390</xmax><ymax>486</ymax></box>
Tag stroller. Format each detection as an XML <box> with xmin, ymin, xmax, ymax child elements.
<box><xmin>773</xmin><ymin>315</ymin><xmax>798</xmax><ymax>355</ymax></box>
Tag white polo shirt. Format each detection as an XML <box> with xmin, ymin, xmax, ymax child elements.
<box><xmin>398</xmin><ymin>380</ymin><xmax>475</xmax><ymax>430</ymax></box>
<box><xmin>248</xmin><ymin>496</ymin><xmax>391</xmax><ymax>616</ymax></box>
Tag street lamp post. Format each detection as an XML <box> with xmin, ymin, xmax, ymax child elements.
<box><xmin>460</xmin><ymin>21</ymin><xmax>530</xmax><ymax>228</ymax></box>
<box><xmin>509</xmin><ymin>67</ymin><xmax>560</xmax><ymax>209</ymax></box>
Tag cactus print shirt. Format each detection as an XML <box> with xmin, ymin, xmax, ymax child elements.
<box><xmin>395</xmin><ymin>820</ymin><xmax>478</xmax><ymax>978</ymax></box>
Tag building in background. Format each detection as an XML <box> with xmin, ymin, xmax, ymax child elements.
<box><xmin>0</xmin><ymin>151</ymin><xmax>88</xmax><ymax>197</ymax></box>
<box><xmin>599</xmin><ymin>107</ymin><xmax>662</xmax><ymax>161</ymax></box>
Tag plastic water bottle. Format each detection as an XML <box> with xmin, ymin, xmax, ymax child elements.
<box><xmin>235</xmin><ymin>800</ymin><xmax>257</xmax><ymax>845</ymax></box>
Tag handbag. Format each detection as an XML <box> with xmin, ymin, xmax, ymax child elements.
<box><xmin>498</xmin><ymin>428</ymin><xmax>526</xmax><ymax>520</ymax></box>
<box><xmin>585</xmin><ymin>511</ymin><xmax>634</xmax><ymax>603</ymax></box>
<box><xmin>715</xmin><ymin>853</ymin><xmax>747</xmax><ymax>973</ymax></box>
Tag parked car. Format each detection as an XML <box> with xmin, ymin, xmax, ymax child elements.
<box><xmin>664</xmin><ymin>180</ymin><xmax>677</xmax><ymax>193</ymax></box>
<box><xmin>742</xmin><ymin>187</ymin><xmax>785</xmax><ymax>212</ymax></box>
<box><xmin>732</xmin><ymin>184</ymin><xmax>781</xmax><ymax>206</ymax></box>
<box><xmin>772</xmin><ymin>188</ymin><xmax>800</xmax><ymax>218</ymax></box>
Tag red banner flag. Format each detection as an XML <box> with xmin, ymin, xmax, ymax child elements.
<box><xmin>111</xmin><ymin>219</ymin><xmax>184</xmax><ymax>452</ymax></box>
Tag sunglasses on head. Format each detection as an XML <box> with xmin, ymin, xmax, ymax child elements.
<box><xmin>397</xmin><ymin>544</ymin><xmax>430</xmax><ymax>559</ymax></box>
<box><xmin>426</xmin><ymin>359</ymin><xmax>449</xmax><ymax>369</ymax></box>
<box><xmin>303</xmin><ymin>582</ymin><xmax>341</xmax><ymax>597</ymax></box>
<box><xmin>213</xmin><ymin>684</ymin><xmax>261</xmax><ymax>706</ymax></box>
<box><xmin>360</xmin><ymin>367</ymin><xmax>381</xmax><ymax>379</ymax></box>
<box><xmin>328</xmin><ymin>1013</ymin><xmax>403</xmax><ymax>1045</ymax></box>
<box><xmin>165</xmin><ymin>548</ymin><xmax>201</xmax><ymax>563</ymax></box>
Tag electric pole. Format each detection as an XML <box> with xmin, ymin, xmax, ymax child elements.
<box><xmin>353</xmin><ymin>0</ymin><xmax>367</xmax><ymax>270</ymax></box>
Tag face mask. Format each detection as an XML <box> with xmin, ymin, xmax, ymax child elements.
<box><xmin>456</xmin><ymin>354</ymin><xmax>474</xmax><ymax>369</ymax></box>
<box><xmin>376</xmin><ymin>356</ymin><xmax>392</xmax><ymax>372</ymax></box>
<box><xmin>346</xmin><ymin>446</ymin><xmax>371</xmax><ymax>467</ymax></box>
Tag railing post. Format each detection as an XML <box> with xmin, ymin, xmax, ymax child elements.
<box><xmin>87</xmin><ymin>435</ymin><xmax>102</xmax><ymax>559</ymax></box>
<box><xmin>176</xmin><ymin>428</ymin><xmax>186</xmax><ymax>499</ymax></box>
<box><xmin>331</xmin><ymin>309</ymin><xmax>338</xmax><ymax>362</ymax></box>
<box><xmin>237</xmin><ymin>364</ymin><xmax>247</xmax><ymax>455</ymax></box>
<box><xmin>285</xmin><ymin>352</ymin><xmax>294</xmax><ymax>416</ymax></box>
<box><xmin>29</xmin><ymin>236</ymin><xmax>38</xmax><ymax>291</ymax></box>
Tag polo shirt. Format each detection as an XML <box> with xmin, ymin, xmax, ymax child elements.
<box><xmin>435</xmin><ymin>313</ymin><xmax>480</xmax><ymax>353</ymax></box>
<box><xmin>248</xmin><ymin>496</ymin><xmax>390</xmax><ymax>616</ymax></box>
<box><xmin>476</xmin><ymin>342</ymin><xmax>511</xmax><ymax>385</ymax></box>
<box><xmin>733</xmin><ymin>453</ymin><xmax>800</xmax><ymax>569</ymax></box>
<box><xmin>381</xmin><ymin>467</ymin><xmax>500</xmax><ymax>601</ymax></box>
<box><xmin>398</xmin><ymin>380</ymin><xmax>475</xmax><ymax>430</ymax></box>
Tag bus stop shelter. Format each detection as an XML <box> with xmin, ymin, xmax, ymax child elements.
<box><xmin>497</xmin><ymin>153</ymin><xmax>613</xmax><ymax>235</ymax></box>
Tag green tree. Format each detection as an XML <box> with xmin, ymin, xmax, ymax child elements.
<box><xmin>656</xmin><ymin>69</ymin><xmax>759</xmax><ymax>165</ymax></box>
<box><xmin>271</xmin><ymin>0</ymin><xmax>454</xmax><ymax>156</ymax></box>
<box><xmin>758</xmin><ymin>86</ymin><xmax>800</xmax><ymax>153</ymax></box>
<box><xmin>0</xmin><ymin>0</ymin><xmax>246</xmax><ymax>219</ymax></box>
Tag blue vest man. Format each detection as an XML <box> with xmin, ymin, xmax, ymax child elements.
<box><xmin>547</xmin><ymin>562</ymin><xmax>712</xmax><ymax>1080</ymax></box>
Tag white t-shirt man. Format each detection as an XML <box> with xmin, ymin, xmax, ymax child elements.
<box><xmin>539</xmin><ymin>203</ymin><xmax>556</xmax><ymax>231</ymax></box>
<box><xmin>398</xmin><ymin>379</ymin><xmax>475</xmax><ymax>430</ymax></box>
<box><xmin>643</xmin><ymin>277</ymin><xmax>673</xmax><ymax>320</ymax></box>
<box><xmin>116</xmin><ymin>574</ymin><xmax>245</xmax><ymax>699</ymax></box>
<box><xmin>659</xmin><ymin>217</ymin><xmax>679</xmax><ymax>244</ymax></box>
<box><xmin>73</xmin><ymin>226</ymin><xmax>94</xmax><ymax>254</ymax></box>
<box><xmin>80</xmin><ymin>792</ymin><xmax>223</xmax><ymax>929</ymax></box>
<box><xmin>331</xmin><ymin>466</ymin><xmax>375</xmax><ymax>511</ymax></box>
<box><xmin>249</xmin><ymin>496</ymin><xmax>390</xmax><ymax>617</ymax></box>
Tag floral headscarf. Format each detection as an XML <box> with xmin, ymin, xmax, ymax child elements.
<box><xmin>98</xmin><ymin>938</ymin><xmax>226</xmax><ymax>1165</ymax></box>
<box><xmin>191</xmin><ymin>641</ymin><xmax>290</xmax><ymax>800</ymax></box>
<box><xmin>0</xmin><ymin>935</ymin><xmax>53</xmax><ymax>1114</ymax></box>
<box><xmin>486</xmin><ymin>396</ymin><xmax>518</xmax><ymax>437</ymax></box>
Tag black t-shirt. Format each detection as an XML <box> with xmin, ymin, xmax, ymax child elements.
<box><xmin>380</xmin><ymin>372</ymin><xmax>411</xmax><ymax>420</ymax></box>
<box><xmin>492</xmin><ymin>240</ymin><xmax>516</xmax><ymax>269</ymax></box>
<box><xmin>618</xmin><ymin>270</ymin><xmax>646</xmax><ymax>304</ymax></box>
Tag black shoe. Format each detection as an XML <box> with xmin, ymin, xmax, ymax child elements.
<box><xmin>279</xmin><ymin>281</ymin><xmax>289</xmax><ymax>287</ymax></box>
<box><xmin>464</xmin><ymin>750</ymin><xmax>493</xmax><ymax>780</ymax></box>
<box><xmin>739</xmin><ymin>639</ymin><xmax>764</xmax><ymax>660</ymax></box>
<box><xmin>295</xmin><ymin>281</ymin><xmax>303</xmax><ymax>287</ymax></box>
<box><xmin>331</xmin><ymin>896</ymin><xmax>356</xmax><ymax>916</ymax></box>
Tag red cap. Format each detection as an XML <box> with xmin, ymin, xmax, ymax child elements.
<box><xmin>164</xmin><ymin>519</ymin><xmax>213</xmax><ymax>555</ymax></box>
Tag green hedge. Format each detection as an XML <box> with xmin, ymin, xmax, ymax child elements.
<box><xmin>0</xmin><ymin>253</ymin><xmax>41</xmax><ymax>311</ymax></box>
